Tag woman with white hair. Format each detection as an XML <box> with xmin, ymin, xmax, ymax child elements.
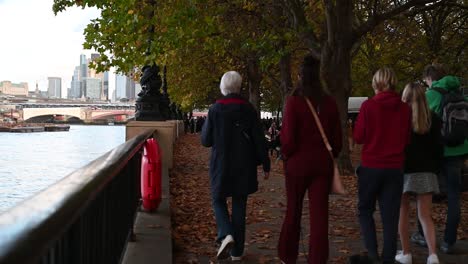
<box><xmin>201</xmin><ymin>71</ymin><xmax>270</xmax><ymax>261</ymax></box>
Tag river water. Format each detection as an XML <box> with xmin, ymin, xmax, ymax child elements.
<box><xmin>0</xmin><ymin>125</ymin><xmax>125</xmax><ymax>213</ymax></box>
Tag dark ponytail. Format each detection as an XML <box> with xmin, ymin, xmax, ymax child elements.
<box><xmin>294</xmin><ymin>55</ymin><xmax>324</xmax><ymax>101</ymax></box>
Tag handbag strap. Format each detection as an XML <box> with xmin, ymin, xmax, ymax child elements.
<box><xmin>304</xmin><ymin>97</ymin><xmax>334</xmax><ymax>160</ymax></box>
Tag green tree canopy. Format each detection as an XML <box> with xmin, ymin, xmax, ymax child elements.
<box><xmin>54</xmin><ymin>0</ymin><xmax>467</xmax><ymax>170</ymax></box>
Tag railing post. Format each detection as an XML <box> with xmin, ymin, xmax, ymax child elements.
<box><xmin>129</xmin><ymin>151</ymin><xmax>142</xmax><ymax>242</ymax></box>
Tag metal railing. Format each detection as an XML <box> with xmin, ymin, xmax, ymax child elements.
<box><xmin>0</xmin><ymin>129</ymin><xmax>154</xmax><ymax>264</ymax></box>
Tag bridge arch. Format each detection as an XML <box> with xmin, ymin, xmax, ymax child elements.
<box><xmin>25</xmin><ymin>114</ymin><xmax>83</xmax><ymax>123</ymax></box>
<box><xmin>91</xmin><ymin>110</ymin><xmax>134</xmax><ymax>120</ymax></box>
<box><xmin>22</xmin><ymin>108</ymin><xmax>84</xmax><ymax>121</ymax></box>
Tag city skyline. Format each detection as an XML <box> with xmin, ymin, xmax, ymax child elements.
<box><xmin>67</xmin><ymin>53</ymin><xmax>139</xmax><ymax>102</ymax></box>
<box><xmin>0</xmin><ymin>0</ymin><xmax>100</xmax><ymax>96</ymax></box>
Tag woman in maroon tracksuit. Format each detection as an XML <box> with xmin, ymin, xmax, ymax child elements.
<box><xmin>278</xmin><ymin>56</ymin><xmax>342</xmax><ymax>264</ymax></box>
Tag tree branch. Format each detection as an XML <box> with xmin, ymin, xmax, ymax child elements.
<box><xmin>352</xmin><ymin>0</ymin><xmax>442</xmax><ymax>42</ymax></box>
<box><xmin>282</xmin><ymin>0</ymin><xmax>321</xmax><ymax>59</ymax></box>
<box><xmin>265</xmin><ymin>70</ymin><xmax>282</xmax><ymax>88</ymax></box>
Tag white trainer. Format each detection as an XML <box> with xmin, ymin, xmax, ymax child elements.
<box><xmin>395</xmin><ymin>250</ymin><xmax>413</xmax><ymax>264</ymax></box>
<box><xmin>427</xmin><ymin>254</ymin><xmax>439</xmax><ymax>264</ymax></box>
<box><xmin>217</xmin><ymin>235</ymin><xmax>234</xmax><ymax>260</ymax></box>
<box><xmin>231</xmin><ymin>256</ymin><xmax>242</xmax><ymax>261</ymax></box>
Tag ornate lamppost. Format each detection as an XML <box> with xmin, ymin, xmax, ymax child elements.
<box><xmin>134</xmin><ymin>1</ymin><xmax>171</xmax><ymax>121</ymax></box>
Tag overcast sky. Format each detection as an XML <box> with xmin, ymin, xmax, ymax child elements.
<box><xmin>0</xmin><ymin>0</ymin><xmax>101</xmax><ymax>96</ymax></box>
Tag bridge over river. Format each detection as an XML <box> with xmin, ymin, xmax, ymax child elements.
<box><xmin>3</xmin><ymin>102</ymin><xmax>135</xmax><ymax>122</ymax></box>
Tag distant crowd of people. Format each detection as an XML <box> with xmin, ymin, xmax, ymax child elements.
<box><xmin>184</xmin><ymin>116</ymin><xmax>206</xmax><ymax>134</ymax></box>
<box><xmin>199</xmin><ymin>59</ymin><xmax>467</xmax><ymax>264</ymax></box>
<box><xmin>261</xmin><ymin>118</ymin><xmax>282</xmax><ymax>158</ymax></box>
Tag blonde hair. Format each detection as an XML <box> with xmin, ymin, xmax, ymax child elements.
<box><xmin>372</xmin><ymin>67</ymin><xmax>397</xmax><ymax>91</ymax></box>
<box><xmin>220</xmin><ymin>71</ymin><xmax>242</xmax><ymax>96</ymax></box>
<box><xmin>402</xmin><ymin>82</ymin><xmax>432</xmax><ymax>134</ymax></box>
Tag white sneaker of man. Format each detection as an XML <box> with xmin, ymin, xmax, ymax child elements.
<box><xmin>217</xmin><ymin>235</ymin><xmax>234</xmax><ymax>260</ymax></box>
<box><xmin>427</xmin><ymin>254</ymin><xmax>439</xmax><ymax>264</ymax></box>
<box><xmin>231</xmin><ymin>256</ymin><xmax>242</xmax><ymax>261</ymax></box>
<box><xmin>395</xmin><ymin>250</ymin><xmax>412</xmax><ymax>264</ymax></box>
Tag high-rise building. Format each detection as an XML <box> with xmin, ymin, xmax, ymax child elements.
<box><xmin>70</xmin><ymin>66</ymin><xmax>81</xmax><ymax>98</ymax></box>
<box><xmin>87</xmin><ymin>53</ymin><xmax>110</xmax><ymax>101</ymax></box>
<box><xmin>126</xmin><ymin>77</ymin><xmax>136</xmax><ymax>100</ymax></box>
<box><xmin>88</xmin><ymin>60</ymin><xmax>102</xmax><ymax>78</ymax></box>
<box><xmin>103</xmin><ymin>71</ymin><xmax>109</xmax><ymax>101</ymax></box>
<box><xmin>115</xmin><ymin>74</ymin><xmax>127</xmax><ymax>100</ymax></box>
<box><xmin>47</xmin><ymin>77</ymin><xmax>62</xmax><ymax>98</ymax></box>
<box><xmin>135</xmin><ymin>83</ymin><xmax>142</xmax><ymax>98</ymax></box>
<box><xmin>84</xmin><ymin>78</ymin><xmax>102</xmax><ymax>100</ymax></box>
<box><xmin>79</xmin><ymin>54</ymin><xmax>88</xmax><ymax>97</ymax></box>
<box><xmin>114</xmin><ymin>74</ymin><xmax>137</xmax><ymax>101</ymax></box>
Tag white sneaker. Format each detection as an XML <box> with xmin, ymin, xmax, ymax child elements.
<box><xmin>427</xmin><ymin>254</ymin><xmax>439</xmax><ymax>264</ymax></box>
<box><xmin>217</xmin><ymin>235</ymin><xmax>234</xmax><ymax>260</ymax></box>
<box><xmin>231</xmin><ymin>256</ymin><xmax>242</xmax><ymax>261</ymax></box>
<box><xmin>395</xmin><ymin>250</ymin><xmax>412</xmax><ymax>264</ymax></box>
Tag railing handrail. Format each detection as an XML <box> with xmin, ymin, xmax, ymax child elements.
<box><xmin>0</xmin><ymin>129</ymin><xmax>154</xmax><ymax>264</ymax></box>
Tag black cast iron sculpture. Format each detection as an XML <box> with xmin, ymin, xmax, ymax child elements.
<box><xmin>135</xmin><ymin>64</ymin><xmax>171</xmax><ymax>121</ymax></box>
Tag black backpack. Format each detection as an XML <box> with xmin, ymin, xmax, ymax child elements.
<box><xmin>432</xmin><ymin>87</ymin><xmax>468</xmax><ymax>147</ymax></box>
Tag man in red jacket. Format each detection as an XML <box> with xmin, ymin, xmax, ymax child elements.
<box><xmin>353</xmin><ymin>67</ymin><xmax>411</xmax><ymax>264</ymax></box>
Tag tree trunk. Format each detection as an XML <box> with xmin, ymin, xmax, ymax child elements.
<box><xmin>321</xmin><ymin>44</ymin><xmax>354</xmax><ymax>173</ymax></box>
<box><xmin>279</xmin><ymin>53</ymin><xmax>293</xmax><ymax>115</ymax></box>
<box><xmin>247</xmin><ymin>58</ymin><xmax>262</xmax><ymax>116</ymax></box>
<box><xmin>320</xmin><ymin>0</ymin><xmax>354</xmax><ymax>173</ymax></box>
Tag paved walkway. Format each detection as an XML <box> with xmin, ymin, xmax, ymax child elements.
<box><xmin>171</xmin><ymin>134</ymin><xmax>468</xmax><ymax>263</ymax></box>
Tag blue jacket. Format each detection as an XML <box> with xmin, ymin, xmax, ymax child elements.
<box><xmin>201</xmin><ymin>93</ymin><xmax>270</xmax><ymax>198</ymax></box>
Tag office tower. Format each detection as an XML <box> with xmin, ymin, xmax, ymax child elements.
<box><xmin>126</xmin><ymin>77</ymin><xmax>136</xmax><ymax>100</ymax></box>
<box><xmin>79</xmin><ymin>54</ymin><xmax>87</xmax><ymax>97</ymax></box>
<box><xmin>84</xmin><ymin>78</ymin><xmax>102</xmax><ymax>100</ymax></box>
<box><xmin>48</xmin><ymin>77</ymin><xmax>62</xmax><ymax>98</ymax></box>
<box><xmin>103</xmin><ymin>71</ymin><xmax>109</xmax><ymax>101</ymax></box>
<box><xmin>70</xmin><ymin>66</ymin><xmax>81</xmax><ymax>98</ymax></box>
<box><xmin>115</xmin><ymin>74</ymin><xmax>127</xmax><ymax>100</ymax></box>
<box><xmin>88</xmin><ymin>57</ymin><xmax>102</xmax><ymax>79</ymax></box>
<box><xmin>87</xmin><ymin>53</ymin><xmax>109</xmax><ymax>101</ymax></box>
<box><xmin>90</xmin><ymin>68</ymin><xmax>104</xmax><ymax>99</ymax></box>
<box><xmin>135</xmin><ymin>83</ymin><xmax>142</xmax><ymax>98</ymax></box>
<box><xmin>115</xmin><ymin>73</ymin><xmax>137</xmax><ymax>101</ymax></box>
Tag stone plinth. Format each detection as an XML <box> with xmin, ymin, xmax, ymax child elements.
<box><xmin>177</xmin><ymin>120</ymin><xmax>185</xmax><ymax>136</ymax></box>
<box><xmin>167</xmin><ymin>120</ymin><xmax>185</xmax><ymax>140</ymax></box>
<box><xmin>126</xmin><ymin>121</ymin><xmax>176</xmax><ymax>169</ymax></box>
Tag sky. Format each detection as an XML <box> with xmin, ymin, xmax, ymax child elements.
<box><xmin>0</xmin><ymin>0</ymin><xmax>102</xmax><ymax>97</ymax></box>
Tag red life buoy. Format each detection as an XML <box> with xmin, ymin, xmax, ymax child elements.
<box><xmin>141</xmin><ymin>138</ymin><xmax>162</xmax><ymax>211</ymax></box>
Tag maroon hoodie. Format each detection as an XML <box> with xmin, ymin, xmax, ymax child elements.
<box><xmin>353</xmin><ymin>91</ymin><xmax>411</xmax><ymax>169</ymax></box>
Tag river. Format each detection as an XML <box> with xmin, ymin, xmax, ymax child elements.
<box><xmin>0</xmin><ymin>125</ymin><xmax>125</xmax><ymax>213</ymax></box>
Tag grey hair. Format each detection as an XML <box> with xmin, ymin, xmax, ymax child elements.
<box><xmin>220</xmin><ymin>71</ymin><xmax>242</xmax><ymax>96</ymax></box>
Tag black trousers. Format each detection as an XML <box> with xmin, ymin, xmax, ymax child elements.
<box><xmin>357</xmin><ymin>166</ymin><xmax>404</xmax><ymax>262</ymax></box>
<box><xmin>417</xmin><ymin>155</ymin><xmax>464</xmax><ymax>245</ymax></box>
